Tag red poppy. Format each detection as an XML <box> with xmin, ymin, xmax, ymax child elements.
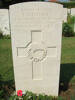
<box><xmin>17</xmin><ymin>90</ymin><xmax>23</xmax><ymax>96</ymax></box>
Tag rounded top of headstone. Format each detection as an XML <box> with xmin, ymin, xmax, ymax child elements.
<box><xmin>9</xmin><ymin>2</ymin><xmax>64</xmax><ymax>20</ymax></box>
<box><xmin>10</xmin><ymin>2</ymin><xmax>63</xmax><ymax>9</ymax></box>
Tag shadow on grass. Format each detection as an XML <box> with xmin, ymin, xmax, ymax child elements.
<box><xmin>59</xmin><ymin>63</ymin><xmax>75</xmax><ymax>93</ymax></box>
<box><xmin>0</xmin><ymin>75</ymin><xmax>15</xmax><ymax>99</ymax></box>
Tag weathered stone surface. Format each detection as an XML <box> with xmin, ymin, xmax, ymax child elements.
<box><xmin>0</xmin><ymin>9</ymin><xmax>10</xmax><ymax>35</ymax></box>
<box><xmin>9</xmin><ymin>2</ymin><xmax>63</xmax><ymax>96</ymax></box>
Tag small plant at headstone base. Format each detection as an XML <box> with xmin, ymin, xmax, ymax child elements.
<box><xmin>0</xmin><ymin>28</ymin><xmax>3</xmax><ymax>39</ymax></box>
<box><xmin>0</xmin><ymin>74</ymin><xmax>15</xmax><ymax>100</ymax></box>
<box><xmin>69</xmin><ymin>76</ymin><xmax>75</xmax><ymax>91</ymax></box>
<box><xmin>0</xmin><ymin>75</ymin><xmax>5</xmax><ymax>100</ymax></box>
<box><xmin>3</xmin><ymin>35</ymin><xmax>11</xmax><ymax>39</ymax></box>
<box><xmin>57</xmin><ymin>96</ymin><xmax>66</xmax><ymax>100</ymax></box>
<box><xmin>62</xmin><ymin>22</ymin><xmax>75</xmax><ymax>37</ymax></box>
<box><xmin>69</xmin><ymin>76</ymin><xmax>75</xmax><ymax>84</ymax></box>
<box><xmin>9</xmin><ymin>95</ymin><xmax>19</xmax><ymax>100</ymax></box>
<box><xmin>0</xmin><ymin>90</ymin><xmax>5</xmax><ymax>100</ymax></box>
<box><xmin>9</xmin><ymin>90</ymin><xmax>68</xmax><ymax>100</ymax></box>
<box><xmin>0</xmin><ymin>27</ymin><xmax>10</xmax><ymax>39</ymax></box>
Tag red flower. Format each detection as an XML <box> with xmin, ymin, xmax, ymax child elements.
<box><xmin>17</xmin><ymin>90</ymin><xmax>22</xmax><ymax>96</ymax></box>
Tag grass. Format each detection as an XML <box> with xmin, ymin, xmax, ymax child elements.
<box><xmin>0</xmin><ymin>39</ymin><xmax>14</xmax><ymax>82</ymax></box>
<box><xmin>61</xmin><ymin>37</ymin><xmax>75</xmax><ymax>64</ymax></box>
<box><xmin>60</xmin><ymin>37</ymin><xmax>75</xmax><ymax>93</ymax></box>
<box><xmin>0</xmin><ymin>37</ymin><xmax>75</xmax><ymax>99</ymax></box>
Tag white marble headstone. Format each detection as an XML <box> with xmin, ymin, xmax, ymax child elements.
<box><xmin>67</xmin><ymin>8</ymin><xmax>71</xmax><ymax>14</ymax></box>
<box><xmin>9</xmin><ymin>2</ymin><xmax>63</xmax><ymax>96</ymax></box>
<box><xmin>63</xmin><ymin>8</ymin><xmax>67</xmax><ymax>22</ymax></box>
<box><xmin>71</xmin><ymin>8</ymin><xmax>75</xmax><ymax>16</ymax></box>
<box><xmin>0</xmin><ymin>9</ymin><xmax>10</xmax><ymax>35</ymax></box>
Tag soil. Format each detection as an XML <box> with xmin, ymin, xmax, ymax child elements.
<box><xmin>59</xmin><ymin>83</ymin><xmax>75</xmax><ymax>100</ymax></box>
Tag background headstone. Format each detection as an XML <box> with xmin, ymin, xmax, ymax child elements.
<box><xmin>71</xmin><ymin>8</ymin><xmax>75</xmax><ymax>16</ymax></box>
<box><xmin>0</xmin><ymin>9</ymin><xmax>10</xmax><ymax>35</ymax></box>
<box><xmin>63</xmin><ymin>8</ymin><xmax>67</xmax><ymax>22</ymax></box>
<box><xmin>10</xmin><ymin>2</ymin><xmax>63</xmax><ymax>96</ymax></box>
<box><xmin>67</xmin><ymin>8</ymin><xmax>71</xmax><ymax>14</ymax></box>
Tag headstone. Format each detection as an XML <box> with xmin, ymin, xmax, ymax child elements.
<box><xmin>67</xmin><ymin>8</ymin><xmax>71</xmax><ymax>14</ymax></box>
<box><xmin>9</xmin><ymin>2</ymin><xmax>63</xmax><ymax>96</ymax></box>
<box><xmin>63</xmin><ymin>8</ymin><xmax>67</xmax><ymax>22</ymax></box>
<box><xmin>0</xmin><ymin>9</ymin><xmax>10</xmax><ymax>35</ymax></box>
<box><xmin>71</xmin><ymin>8</ymin><xmax>75</xmax><ymax>16</ymax></box>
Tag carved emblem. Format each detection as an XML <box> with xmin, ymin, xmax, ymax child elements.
<box><xmin>28</xmin><ymin>43</ymin><xmax>47</xmax><ymax>62</ymax></box>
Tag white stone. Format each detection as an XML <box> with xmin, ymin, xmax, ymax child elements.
<box><xmin>0</xmin><ymin>9</ymin><xmax>10</xmax><ymax>35</ymax></box>
<box><xmin>67</xmin><ymin>8</ymin><xmax>71</xmax><ymax>14</ymax></box>
<box><xmin>63</xmin><ymin>8</ymin><xmax>67</xmax><ymax>22</ymax></box>
<box><xmin>9</xmin><ymin>2</ymin><xmax>63</xmax><ymax>96</ymax></box>
<box><xmin>71</xmin><ymin>8</ymin><xmax>75</xmax><ymax>16</ymax></box>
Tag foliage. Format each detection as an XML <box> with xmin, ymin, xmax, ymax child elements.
<box><xmin>71</xmin><ymin>96</ymin><xmax>75</xmax><ymax>100</ymax></box>
<box><xmin>67</xmin><ymin>13</ymin><xmax>72</xmax><ymax>24</ymax></box>
<box><xmin>9</xmin><ymin>91</ymin><xmax>56</xmax><ymax>100</ymax></box>
<box><xmin>2</xmin><ymin>35</ymin><xmax>11</xmax><ymax>39</ymax></box>
<box><xmin>67</xmin><ymin>14</ymin><xmax>75</xmax><ymax>25</ymax></box>
<box><xmin>0</xmin><ymin>29</ymin><xmax>3</xmax><ymax>39</ymax></box>
<box><xmin>0</xmin><ymin>75</ymin><xmax>5</xmax><ymax>100</ymax></box>
<box><xmin>0</xmin><ymin>34</ymin><xmax>11</xmax><ymax>39</ymax></box>
<box><xmin>67</xmin><ymin>14</ymin><xmax>75</xmax><ymax>33</ymax></box>
<box><xmin>62</xmin><ymin>22</ymin><xmax>75</xmax><ymax>37</ymax></box>
<box><xmin>68</xmin><ymin>15</ymin><xmax>75</xmax><ymax>32</ymax></box>
<box><xmin>0</xmin><ymin>27</ymin><xmax>11</xmax><ymax>39</ymax></box>
<box><xmin>0</xmin><ymin>74</ymin><xmax>14</xmax><ymax>100</ymax></box>
<box><xmin>0</xmin><ymin>32</ymin><xmax>3</xmax><ymax>38</ymax></box>
<box><xmin>9</xmin><ymin>91</ymin><xmax>75</xmax><ymax>100</ymax></box>
<box><xmin>62</xmin><ymin>14</ymin><xmax>75</xmax><ymax>37</ymax></box>
<box><xmin>58</xmin><ymin>1</ymin><xmax>75</xmax><ymax>8</ymax></box>
<box><xmin>68</xmin><ymin>16</ymin><xmax>75</xmax><ymax>24</ymax></box>
<box><xmin>69</xmin><ymin>76</ymin><xmax>75</xmax><ymax>84</ymax></box>
<box><xmin>9</xmin><ymin>91</ymin><xmax>67</xmax><ymax>100</ymax></box>
<box><xmin>57</xmin><ymin>96</ymin><xmax>65</xmax><ymax>100</ymax></box>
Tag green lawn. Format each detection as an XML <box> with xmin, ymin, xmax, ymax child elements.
<box><xmin>0</xmin><ymin>39</ymin><xmax>14</xmax><ymax>82</ymax></box>
<box><xmin>0</xmin><ymin>37</ymin><xmax>75</xmax><ymax>87</ymax></box>
<box><xmin>60</xmin><ymin>37</ymin><xmax>75</xmax><ymax>86</ymax></box>
<box><xmin>61</xmin><ymin>37</ymin><xmax>75</xmax><ymax>64</ymax></box>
